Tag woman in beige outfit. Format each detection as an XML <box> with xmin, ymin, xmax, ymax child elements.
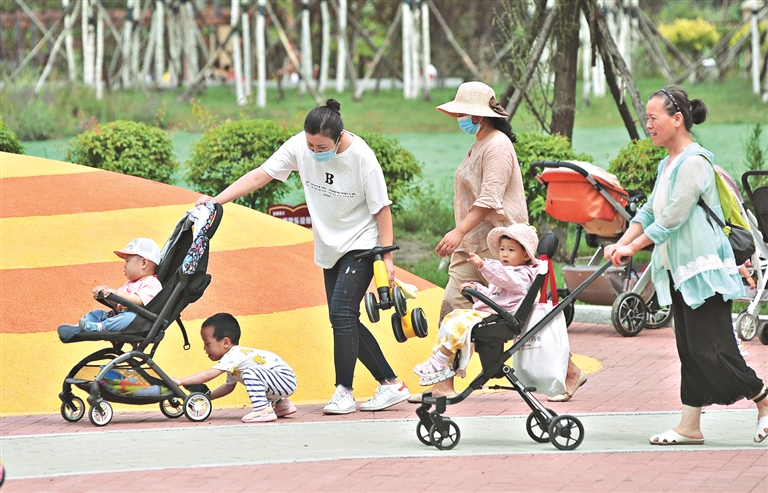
<box><xmin>410</xmin><ymin>81</ymin><xmax>586</xmax><ymax>403</ymax></box>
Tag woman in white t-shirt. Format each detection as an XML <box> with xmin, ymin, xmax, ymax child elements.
<box><xmin>195</xmin><ymin>99</ymin><xmax>410</xmax><ymax>415</ymax></box>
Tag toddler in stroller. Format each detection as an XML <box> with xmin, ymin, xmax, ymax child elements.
<box><xmin>57</xmin><ymin>237</ymin><xmax>163</xmax><ymax>339</ymax></box>
<box><xmin>56</xmin><ymin>202</ymin><xmax>223</xmax><ymax>426</ymax></box>
<box><xmin>413</xmin><ymin>223</ymin><xmax>538</xmax><ymax>386</ymax></box>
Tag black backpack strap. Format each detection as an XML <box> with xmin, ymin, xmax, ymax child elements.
<box><xmin>176</xmin><ymin>317</ymin><xmax>191</xmax><ymax>350</ymax></box>
<box><xmin>698</xmin><ymin>197</ymin><xmax>726</xmax><ymax>229</ymax></box>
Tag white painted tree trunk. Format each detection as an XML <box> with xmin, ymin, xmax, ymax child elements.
<box><xmin>82</xmin><ymin>0</ymin><xmax>95</xmax><ymax>86</ymax></box>
<box><xmin>154</xmin><ymin>0</ymin><xmax>166</xmax><ymax>85</ymax></box>
<box><xmin>242</xmin><ymin>7</ymin><xmax>252</xmax><ymax>98</ymax></box>
<box><xmin>421</xmin><ymin>0</ymin><xmax>431</xmax><ymax>94</ymax></box>
<box><xmin>36</xmin><ymin>0</ymin><xmax>81</xmax><ymax>92</ymax></box>
<box><xmin>750</xmin><ymin>4</ymin><xmax>760</xmax><ymax>95</ymax></box>
<box><xmin>168</xmin><ymin>7</ymin><xmax>182</xmax><ymax>86</ymax></box>
<box><xmin>301</xmin><ymin>0</ymin><xmax>313</xmax><ymax>92</ymax></box>
<box><xmin>130</xmin><ymin>0</ymin><xmax>142</xmax><ymax>86</ymax></box>
<box><xmin>121</xmin><ymin>0</ymin><xmax>135</xmax><ymax>88</ymax></box>
<box><xmin>411</xmin><ymin>2</ymin><xmax>421</xmax><ymax>97</ymax></box>
<box><xmin>592</xmin><ymin>0</ymin><xmax>606</xmax><ymax>97</ymax></box>
<box><xmin>141</xmin><ymin>7</ymin><xmax>157</xmax><ymax>86</ymax></box>
<box><xmin>401</xmin><ymin>0</ymin><xmax>412</xmax><ymax>99</ymax></box>
<box><xmin>335</xmin><ymin>0</ymin><xmax>347</xmax><ymax>93</ymax></box>
<box><xmin>580</xmin><ymin>13</ymin><xmax>592</xmax><ymax>104</ymax></box>
<box><xmin>319</xmin><ymin>0</ymin><xmax>330</xmax><ymax>92</ymax></box>
<box><xmin>63</xmin><ymin>0</ymin><xmax>77</xmax><ymax>81</ymax></box>
<box><xmin>95</xmin><ymin>4</ymin><xmax>104</xmax><ymax>98</ymax></box>
<box><xmin>231</xmin><ymin>0</ymin><xmax>245</xmax><ymax>105</ymax></box>
<box><xmin>255</xmin><ymin>0</ymin><xmax>266</xmax><ymax>107</ymax></box>
<box><xmin>182</xmin><ymin>0</ymin><xmax>199</xmax><ymax>85</ymax></box>
<box><xmin>618</xmin><ymin>0</ymin><xmax>631</xmax><ymax>72</ymax></box>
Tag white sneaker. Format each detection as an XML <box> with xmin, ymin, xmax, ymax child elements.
<box><xmin>419</xmin><ymin>365</ymin><xmax>456</xmax><ymax>386</ymax></box>
<box><xmin>359</xmin><ymin>382</ymin><xmax>410</xmax><ymax>411</ymax></box>
<box><xmin>323</xmin><ymin>385</ymin><xmax>356</xmax><ymax>415</ymax></box>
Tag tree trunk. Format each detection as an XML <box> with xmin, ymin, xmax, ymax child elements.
<box><xmin>319</xmin><ymin>0</ymin><xmax>330</xmax><ymax>92</ymax></box>
<box><xmin>231</xmin><ymin>0</ymin><xmax>245</xmax><ymax>104</ymax></box>
<box><xmin>401</xmin><ymin>0</ymin><xmax>412</xmax><ymax>98</ymax></box>
<box><xmin>63</xmin><ymin>0</ymin><xmax>77</xmax><ymax>81</ymax></box>
<box><xmin>301</xmin><ymin>0</ymin><xmax>313</xmax><ymax>92</ymax></box>
<box><xmin>82</xmin><ymin>0</ymin><xmax>95</xmax><ymax>86</ymax></box>
<box><xmin>256</xmin><ymin>0</ymin><xmax>267</xmax><ymax>107</ymax></box>
<box><xmin>421</xmin><ymin>0</ymin><xmax>431</xmax><ymax>101</ymax></box>
<box><xmin>153</xmin><ymin>0</ymin><xmax>165</xmax><ymax>86</ymax></box>
<box><xmin>95</xmin><ymin>3</ymin><xmax>104</xmax><ymax>98</ymax></box>
<box><xmin>550</xmin><ymin>0</ymin><xmax>580</xmax><ymax>140</ymax></box>
<box><xmin>335</xmin><ymin>0</ymin><xmax>347</xmax><ymax>93</ymax></box>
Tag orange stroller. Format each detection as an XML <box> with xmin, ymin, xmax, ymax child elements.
<box><xmin>531</xmin><ymin>160</ymin><xmax>672</xmax><ymax>336</ymax></box>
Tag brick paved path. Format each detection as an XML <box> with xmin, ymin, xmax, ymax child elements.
<box><xmin>2</xmin><ymin>322</ymin><xmax>767</xmax><ymax>492</ymax></box>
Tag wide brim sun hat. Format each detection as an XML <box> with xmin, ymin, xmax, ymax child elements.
<box><xmin>436</xmin><ymin>81</ymin><xmax>510</xmax><ymax>118</ymax></box>
<box><xmin>486</xmin><ymin>223</ymin><xmax>539</xmax><ymax>265</ymax></box>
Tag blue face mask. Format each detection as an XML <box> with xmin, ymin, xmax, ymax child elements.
<box><xmin>458</xmin><ymin>115</ymin><xmax>481</xmax><ymax>135</ymax></box>
<box><xmin>310</xmin><ymin>136</ymin><xmax>340</xmax><ymax>162</ymax></box>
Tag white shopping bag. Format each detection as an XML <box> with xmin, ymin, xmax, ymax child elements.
<box><xmin>513</xmin><ymin>259</ymin><xmax>570</xmax><ymax>396</ymax></box>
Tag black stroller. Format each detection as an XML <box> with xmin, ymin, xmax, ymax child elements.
<box><xmin>57</xmin><ymin>203</ymin><xmax>223</xmax><ymax>426</ymax></box>
<box><xmin>415</xmin><ymin>233</ymin><xmax>614</xmax><ymax>451</ymax></box>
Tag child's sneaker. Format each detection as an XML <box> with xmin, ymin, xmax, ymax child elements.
<box><xmin>272</xmin><ymin>398</ymin><xmax>297</xmax><ymax>417</ymax></box>
<box><xmin>359</xmin><ymin>382</ymin><xmax>410</xmax><ymax>411</ymax></box>
<box><xmin>419</xmin><ymin>365</ymin><xmax>456</xmax><ymax>386</ymax></box>
<box><xmin>241</xmin><ymin>406</ymin><xmax>277</xmax><ymax>423</ymax></box>
<box><xmin>323</xmin><ymin>385</ymin><xmax>356</xmax><ymax>415</ymax></box>
<box><xmin>79</xmin><ymin>320</ymin><xmax>103</xmax><ymax>332</ymax></box>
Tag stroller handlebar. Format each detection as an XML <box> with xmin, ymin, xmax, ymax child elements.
<box><xmin>460</xmin><ymin>287</ymin><xmax>519</xmax><ymax>327</ymax></box>
<box><xmin>530</xmin><ymin>160</ymin><xmax>589</xmax><ymax>178</ymax></box>
<box><xmin>97</xmin><ymin>292</ymin><xmax>159</xmax><ymax>323</ymax></box>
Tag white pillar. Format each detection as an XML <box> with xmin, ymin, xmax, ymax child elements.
<box><xmin>63</xmin><ymin>0</ymin><xmax>77</xmax><ymax>81</ymax></box>
<box><xmin>230</xmin><ymin>0</ymin><xmax>245</xmax><ymax>105</ymax></box>
<box><xmin>301</xmin><ymin>0</ymin><xmax>313</xmax><ymax>92</ymax></box>
<box><xmin>95</xmin><ymin>4</ymin><xmax>104</xmax><ymax>98</ymax></box>
<box><xmin>242</xmin><ymin>2</ymin><xmax>252</xmax><ymax>98</ymax></box>
<box><xmin>401</xmin><ymin>0</ymin><xmax>412</xmax><ymax>99</ymax></box>
<box><xmin>335</xmin><ymin>0</ymin><xmax>347</xmax><ymax>93</ymax></box>
<box><xmin>319</xmin><ymin>0</ymin><xmax>330</xmax><ymax>92</ymax></box>
<box><xmin>255</xmin><ymin>0</ymin><xmax>266</xmax><ymax>107</ymax></box>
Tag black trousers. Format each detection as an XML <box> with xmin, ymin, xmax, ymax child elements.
<box><xmin>669</xmin><ymin>278</ymin><xmax>763</xmax><ymax>407</ymax></box>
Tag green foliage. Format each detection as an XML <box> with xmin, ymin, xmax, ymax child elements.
<box><xmin>357</xmin><ymin>131</ymin><xmax>423</xmax><ymax>215</ymax></box>
<box><xmin>393</xmin><ymin>182</ymin><xmax>454</xmax><ymax>237</ymax></box>
<box><xmin>608</xmin><ymin>138</ymin><xmax>668</xmax><ymax>196</ymax></box>
<box><xmin>65</xmin><ymin>120</ymin><xmax>177</xmax><ymax>183</ymax></box>
<box><xmin>514</xmin><ymin>132</ymin><xmax>593</xmax><ymax>225</ymax></box>
<box><xmin>185</xmin><ymin>119</ymin><xmax>296</xmax><ymax>212</ymax></box>
<box><xmin>730</xmin><ymin>20</ymin><xmax>767</xmax><ymax>50</ymax></box>
<box><xmin>743</xmin><ymin>123</ymin><xmax>768</xmax><ymax>189</ymax></box>
<box><xmin>658</xmin><ymin>18</ymin><xmax>720</xmax><ymax>57</ymax></box>
<box><xmin>0</xmin><ymin>120</ymin><xmax>25</xmax><ymax>154</ymax></box>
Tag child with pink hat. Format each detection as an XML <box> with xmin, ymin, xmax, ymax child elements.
<box><xmin>414</xmin><ymin>223</ymin><xmax>539</xmax><ymax>385</ymax></box>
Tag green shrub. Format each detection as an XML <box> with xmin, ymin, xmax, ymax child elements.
<box><xmin>514</xmin><ymin>132</ymin><xmax>593</xmax><ymax>225</ymax></box>
<box><xmin>608</xmin><ymin>138</ymin><xmax>667</xmax><ymax>196</ymax></box>
<box><xmin>659</xmin><ymin>18</ymin><xmax>720</xmax><ymax>57</ymax></box>
<box><xmin>65</xmin><ymin>120</ymin><xmax>177</xmax><ymax>183</ymax></box>
<box><xmin>743</xmin><ymin>123</ymin><xmax>768</xmax><ymax>190</ymax></box>
<box><xmin>357</xmin><ymin>131</ymin><xmax>423</xmax><ymax>215</ymax></box>
<box><xmin>0</xmin><ymin>120</ymin><xmax>25</xmax><ymax>154</ymax></box>
<box><xmin>186</xmin><ymin>119</ymin><xmax>296</xmax><ymax>212</ymax></box>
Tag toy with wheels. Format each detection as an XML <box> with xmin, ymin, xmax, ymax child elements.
<box><xmin>355</xmin><ymin>246</ymin><xmax>428</xmax><ymax>342</ymax></box>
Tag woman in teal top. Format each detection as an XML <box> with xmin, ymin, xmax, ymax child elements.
<box><xmin>605</xmin><ymin>86</ymin><xmax>768</xmax><ymax>445</ymax></box>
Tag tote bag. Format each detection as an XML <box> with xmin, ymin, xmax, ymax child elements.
<box><xmin>513</xmin><ymin>259</ymin><xmax>570</xmax><ymax>397</ymax></box>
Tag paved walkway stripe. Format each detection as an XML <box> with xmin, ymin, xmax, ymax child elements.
<box><xmin>1</xmin><ymin>410</ymin><xmax>762</xmax><ymax>480</ymax></box>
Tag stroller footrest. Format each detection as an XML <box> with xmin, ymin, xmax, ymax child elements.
<box><xmin>65</xmin><ymin>378</ymin><xmax>90</xmax><ymax>385</ymax></box>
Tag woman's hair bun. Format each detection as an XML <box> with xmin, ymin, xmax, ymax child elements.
<box><xmin>690</xmin><ymin>98</ymin><xmax>708</xmax><ymax>125</ymax></box>
<box><xmin>325</xmin><ymin>99</ymin><xmax>341</xmax><ymax>115</ymax></box>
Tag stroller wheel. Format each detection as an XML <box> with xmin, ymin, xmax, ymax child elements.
<box><xmin>759</xmin><ymin>321</ymin><xmax>768</xmax><ymax>345</ymax></box>
<box><xmin>735</xmin><ymin>311</ymin><xmax>758</xmax><ymax>341</ymax></box>
<box><xmin>60</xmin><ymin>396</ymin><xmax>85</xmax><ymax>422</ymax></box>
<box><xmin>365</xmin><ymin>292</ymin><xmax>380</xmax><ymax>324</ymax></box>
<box><xmin>160</xmin><ymin>397</ymin><xmax>184</xmax><ymax>419</ymax></box>
<box><xmin>611</xmin><ymin>292</ymin><xmax>646</xmax><ymax>337</ymax></box>
<box><xmin>526</xmin><ymin>408</ymin><xmax>557</xmax><ymax>443</ymax></box>
<box><xmin>644</xmin><ymin>294</ymin><xmax>673</xmax><ymax>329</ymax></box>
<box><xmin>88</xmin><ymin>401</ymin><xmax>113</xmax><ymax>427</ymax></box>
<box><xmin>184</xmin><ymin>392</ymin><xmax>212</xmax><ymax>422</ymax></box>
<box><xmin>429</xmin><ymin>419</ymin><xmax>461</xmax><ymax>450</ymax></box>
<box><xmin>548</xmin><ymin>414</ymin><xmax>584</xmax><ymax>451</ymax></box>
<box><xmin>393</xmin><ymin>286</ymin><xmax>408</xmax><ymax>318</ymax></box>
<box><xmin>416</xmin><ymin>421</ymin><xmax>437</xmax><ymax>447</ymax></box>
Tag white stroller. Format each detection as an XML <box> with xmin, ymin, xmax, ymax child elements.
<box><xmin>733</xmin><ymin>170</ymin><xmax>768</xmax><ymax>345</ymax></box>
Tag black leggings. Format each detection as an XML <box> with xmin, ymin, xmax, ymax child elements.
<box><xmin>669</xmin><ymin>279</ymin><xmax>763</xmax><ymax>407</ymax></box>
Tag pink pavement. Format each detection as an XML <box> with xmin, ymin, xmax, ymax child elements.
<box><xmin>2</xmin><ymin>321</ymin><xmax>767</xmax><ymax>492</ymax></box>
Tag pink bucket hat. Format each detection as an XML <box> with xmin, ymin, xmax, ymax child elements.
<box><xmin>486</xmin><ymin>223</ymin><xmax>539</xmax><ymax>265</ymax></box>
